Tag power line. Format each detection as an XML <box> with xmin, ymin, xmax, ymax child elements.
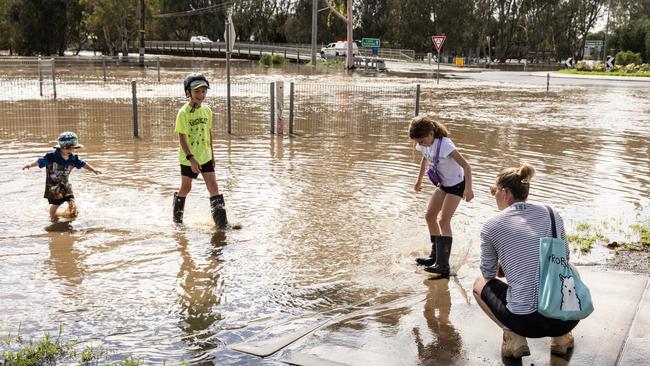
<box><xmin>154</xmin><ymin>1</ymin><xmax>237</xmax><ymax>18</ymax></box>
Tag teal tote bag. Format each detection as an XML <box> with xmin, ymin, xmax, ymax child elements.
<box><xmin>538</xmin><ymin>206</ymin><xmax>594</xmax><ymax>321</ymax></box>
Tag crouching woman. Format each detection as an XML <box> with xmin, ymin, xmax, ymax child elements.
<box><xmin>473</xmin><ymin>163</ymin><xmax>578</xmax><ymax>358</ymax></box>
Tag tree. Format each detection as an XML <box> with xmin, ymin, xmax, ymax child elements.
<box><xmin>152</xmin><ymin>0</ymin><xmax>226</xmax><ymax>42</ymax></box>
<box><xmin>0</xmin><ymin>0</ymin><xmax>18</xmax><ymax>54</ymax></box>
<box><xmin>81</xmin><ymin>0</ymin><xmax>151</xmax><ymax>56</ymax></box>
<box><xmin>8</xmin><ymin>0</ymin><xmax>68</xmax><ymax>56</ymax></box>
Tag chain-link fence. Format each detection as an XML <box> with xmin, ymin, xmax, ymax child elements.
<box><xmin>1</xmin><ymin>58</ymin><xmax>424</xmax><ymax>141</ymax></box>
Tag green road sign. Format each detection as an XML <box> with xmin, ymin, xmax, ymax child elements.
<box><xmin>362</xmin><ymin>38</ymin><xmax>380</xmax><ymax>48</ymax></box>
<box><xmin>585</xmin><ymin>40</ymin><xmax>604</xmax><ymax>48</ymax></box>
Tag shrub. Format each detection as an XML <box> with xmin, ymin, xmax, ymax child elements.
<box><xmin>259</xmin><ymin>53</ymin><xmax>273</xmax><ymax>66</ymax></box>
<box><xmin>624</xmin><ymin>63</ymin><xmax>638</xmax><ymax>72</ymax></box>
<box><xmin>271</xmin><ymin>54</ymin><xmax>287</xmax><ymax>65</ymax></box>
<box><xmin>639</xmin><ymin>63</ymin><xmax>650</xmax><ymax>71</ymax></box>
<box><xmin>615</xmin><ymin>50</ymin><xmax>642</xmax><ymax>66</ymax></box>
<box><xmin>593</xmin><ymin>63</ymin><xmax>606</xmax><ymax>72</ymax></box>
<box><xmin>576</xmin><ymin>60</ymin><xmax>591</xmax><ymax>71</ymax></box>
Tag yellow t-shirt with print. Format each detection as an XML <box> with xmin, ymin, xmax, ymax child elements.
<box><xmin>175</xmin><ymin>103</ymin><xmax>213</xmax><ymax>165</ymax></box>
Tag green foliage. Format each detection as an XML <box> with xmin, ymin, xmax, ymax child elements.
<box><xmin>615</xmin><ymin>50</ymin><xmax>643</xmax><ymax>66</ymax></box>
<box><xmin>575</xmin><ymin>61</ymin><xmax>591</xmax><ymax>71</ymax></box>
<box><xmin>567</xmin><ymin>221</ymin><xmax>650</xmax><ymax>253</ymax></box>
<box><xmin>592</xmin><ymin>63</ymin><xmax>606</xmax><ymax>71</ymax></box>
<box><xmin>567</xmin><ymin>232</ymin><xmax>608</xmax><ymax>253</ymax></box>
<box><xmin>259</xmin><ymin>53</ymin><xmax>273</xmax><ymax>66</ymax></box>
<box><xmin>117</xmin><ymin>356</ymin><xmax>144</xmax><ymax>366</ymax></box>
<box><xmin>611</xmin><ymin>18</ymin><xmax>650</xmax><ymax>63</ymax></box>
<box><xmin>1</xmin><ymin>326</ymin><xmax>75</xmax><ymax>366</ymax></box>
<box><xmin>271</xmin><ymin>54</ymin><xmax>286</xmax><ymax>65</ymax></box>
<box><xmin>7</xmin><ymin>0</ymin><xmax>68</xmax><ymax>56</ymax></box>
<box><xmin>77</xmin><ymin>343</ymin><xmax>106</xmax><ymax>364</ymax></box>
<box><xmin>630</xmin><ymin>224</ymin><xmax>650</xmax><ymax>246</ymax></box>
<box><xmin>259</xmin><ymin>53</ymin><xmax>287</xmax><ymax>66</ymax></box>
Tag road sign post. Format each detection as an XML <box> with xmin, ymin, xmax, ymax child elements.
<box><xmin>432</xmin><ymin>35</ymin><xmax>446</xmax><ymax>85</ymax></box>
<box><xmin>606</xmin><ymin>55</ymin><xmax>615</xmax><ymax>71</ymax></box>
<box><xmin>224</xmin><ymin>13</ymin><xmax>236</xmax><ymax>134</ymax></box>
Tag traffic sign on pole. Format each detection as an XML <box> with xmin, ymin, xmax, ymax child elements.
<box><xmin>224</xmin><ymin>14</ymin><xmax>236</xmax><ymax>52</ymax></box>
<box><xmin>431</xmin><ymin>36</ymin><xmax>446</xmax><ymax>85</ymax></box>
<box><xmin>432</xmin><ymin>35</ymin><xmax>446</xmax><ymax>52</ymax></box>
<box><xmin>606</xmin><ymin>55</ymin><xmax>615</xmax><ymax>70</ymax></box>
<box><xmin>362</xmin><ymin>38</ymin><xmax>380</xmax><ymax>48</ymax></box>
<box><xmin>564</xmin><ymin>57</ymin><xmax>574</xmax><ymax>68</ymax></box>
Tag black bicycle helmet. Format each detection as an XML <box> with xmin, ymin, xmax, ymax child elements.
<box><xmin>183</xmin><ymin>73</ymin><xmax>210</xmax><ymax>96</ymax></box>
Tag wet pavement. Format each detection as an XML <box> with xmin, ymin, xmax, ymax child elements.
<box><xmin>227</xmin><ymin>268</ymin><xmax>649</xmax><ymax>366</ymax></box>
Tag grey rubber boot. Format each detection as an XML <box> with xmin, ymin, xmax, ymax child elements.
<box><xmin>173</xmin><ymin>192</ymin><xmax>186</xmax><ymax>224</ymax></box>
<box><xmin>416</xmin><ymin>236</ymin><xmax>438</xmax><ymax>266</ymax></box>
<box><xmin>424</xmin><ymin>236</ymin><xmax>452</xmax><ymax>275</ymax></box>
<box><xmin>210</xmin><ymin>194</ymin><xmax>228</xmax><ymax>229</ymax></box>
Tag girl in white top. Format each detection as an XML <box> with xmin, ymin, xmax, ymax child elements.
<box><xmin>409</xmin><ymin>116</ymin><xmax>474</xmax><ymax>275</ymax></box>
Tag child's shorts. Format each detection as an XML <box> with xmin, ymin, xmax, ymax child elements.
<box><xmin>48</xmin><ymin>195</ymin><xmax>74</xmax><ymax>206</ymax></box>
<box><xmin>481</xmin><ymin>278</ymin><xmax>579</xmax><ymax>338</ymax></box>
<box><xmin>441</xmin><ymin>179</ymin><xmax>465</xmax><ymax>198</ymax></box>
<box><xmin>180</xmin><ymin>161</ymin><xmax>215</xmax><ymax>179</ymax></box>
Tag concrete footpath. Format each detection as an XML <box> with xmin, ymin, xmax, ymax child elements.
<box><xmin>229</xmin><ymin>268</ymin><xmax>649</xmax><ymax>365</ymax></box>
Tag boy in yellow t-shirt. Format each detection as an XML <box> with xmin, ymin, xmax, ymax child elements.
<box><xmin>173</xmin><ymin>73</ymin><xmax>227</xmax><ymax>228</ymax></box>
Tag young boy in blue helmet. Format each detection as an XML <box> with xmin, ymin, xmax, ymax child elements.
<box><xmin>173</xmin><ymin>73</ymin><xmax>228</xmax><ymax>228</ymax></box>
<box><xmin>22</xmin><ymin>131</ymin><xmax>101</xmax><ymax>221</ymax></box>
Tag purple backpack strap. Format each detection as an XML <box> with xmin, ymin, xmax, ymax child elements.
<box><xmin>433</xmin><ymin>137</ymin><xmax>442</xmax><ymax>165</ymax></box>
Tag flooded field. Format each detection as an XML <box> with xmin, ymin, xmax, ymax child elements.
<box><xmin>1</xmin><ymin>58</ymin><xmax>649</xmax><ymax>364</ymax></box>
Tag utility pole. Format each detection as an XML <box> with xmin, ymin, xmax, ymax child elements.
<box><xmin>139</xmin><ymin>0</ymin><xmax>145</xmax><ymax>67</ymax></box>
<box><xmin>603</xmin><ymin>0</ymin><xmax>612</xmax><ymax>62</ymax></box>
<box><xmin>311</xmin><ymin>0</ymin><xmax>317</xmax><ymax>66</ymax></box>
<box><xmin>326</xmin><ymin>0</ymin><xmax>354</xmax><ymax>69</ymax></box>
<box><xmin>346</xmin><ymin>0</ymin><xmax>353</xmax><ymax>69</ymax></box>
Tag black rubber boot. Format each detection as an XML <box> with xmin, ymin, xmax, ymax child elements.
<box><xmin>416</xmin><ymin>236</ymin><xmax>438</xmax><ymax>266</ymax></box>
<box><xmin>210</xmin><ymin>194</ymin><xmax>228</xmax><ymax>229</ymax></box>
<box><xmin>424</xmin><ymin>236</ymin><xmax>452</xmax><ymax>275</ymax></box>
<box><xmin>173</xmin><ymin>192</ymin><xmax>186</xmax><ymax>224</ymax></box>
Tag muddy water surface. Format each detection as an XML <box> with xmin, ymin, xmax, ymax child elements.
<box><xmin>1</xmin><ymin>60</ymin><xmax>649</xmax><ymax>364</ymax></box>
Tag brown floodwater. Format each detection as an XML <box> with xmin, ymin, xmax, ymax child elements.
<box><xmin>1</xmin><ymin>58</ymin><xmax>649</xmax><ymax>364</ymax></box>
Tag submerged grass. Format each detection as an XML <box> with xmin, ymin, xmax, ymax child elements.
<box><xmin>1</xmin><ymin>325</ymin><xmax>75</xmax><ymax>366</ymax></box>
<box><xmin>567</xmin><ymin>219</ymin><xmax>650</xmax><ymax>253</ymax></box>
<box><xmin>1</xmin><ymin>327</ymin><xmax>164</xmax><ymax>365</ymax></box>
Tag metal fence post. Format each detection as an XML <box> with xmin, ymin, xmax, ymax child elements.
<box><xmin>270</xmin><ymin>82</ymin><xmax>275</xmax><ymax>134</ymax></box>
<box><xmin>289</xmin><ymin>82</ymin><xmax>294</xmax><ymax>135</ymax></box>
<box><xmin>132</xmin><ymin>80</ymin><xmax>139</xmax><ymax>137</ymax></box>
<box><xmin>102</xmin><ymin>58</ymin><xmax>107</xmax><ymax>82</ymax></box>
<box><xmin>415</xmin><ymin>84</ymin><xmax>421</xmax><ymax>116</ymax></box>
<box><xmin>157</xmin><ymin>57</ymin><xmax>161</xmax><ymax>82</ymax></box>
<box><xmin>38</xmin><ymin>57</ymin><xmax>43</xmax><ymax>97</ymax></box>
<box><xmin>50</xmin><ymin>58</ymin><xmax>57</xmax><ymax>100</ymax></box>
<box><xmin>546</xmin><ymin>73</ymin><xmax>550</xmax><ymax>93</ymax></box>
<box><xmin>275</xmin><ymin>81</ymin><xmax>284</xmax><ymax>135</ymax></box>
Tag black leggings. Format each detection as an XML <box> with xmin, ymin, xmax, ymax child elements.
<box><xmin>481</xmin><ymin>278</ymin><xmax>579</xmax><ymax>338</ymax></box>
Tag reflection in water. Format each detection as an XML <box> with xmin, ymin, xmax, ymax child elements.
<box><xmin>46</xmin><ymin>230</ymin><xmax>85</xmax><ymax>287</ymax></box>
<box><xmin>413</xmin><ymin>278</ymin><xmax>461</xmax><ymax>365</ymax></box>
<box><xmin>175</xmin><ymin>230</ymin><xmax>227</xmax><ymax>354</ymax></box>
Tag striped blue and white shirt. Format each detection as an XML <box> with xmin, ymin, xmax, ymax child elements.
<box><xmin>480</xmin><ymin>202</ymin><xmax>569</xmax><ymax>315</ymax></box>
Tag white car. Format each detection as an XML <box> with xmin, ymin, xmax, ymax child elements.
<box><xmin>320</xmin><ymin>41</ymin><xmax>359</xmax><ymax>58</ymax></box>
<box><xmin>190</xmin><ymin>36</ymin><xmax>213</xmax><ymax>44</ymax></box>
